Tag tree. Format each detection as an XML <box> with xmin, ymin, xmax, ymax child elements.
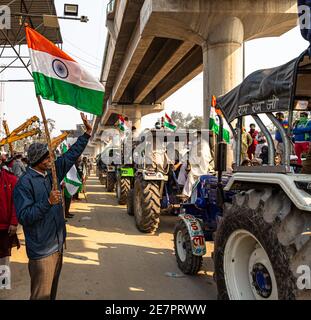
<box><xmin>188</xmin><ymin>116</ymin><xmax>203</xmax><ymax>130</ymax></box>
<box><xmin>170</xmin><ymin>111</ymin><xmax>203</xmax><ymax>129</ymax></box>
<box><xmin>35</xmin><ymin>118</ymin><xmax>56</xmax><ymax>143</ymax></box>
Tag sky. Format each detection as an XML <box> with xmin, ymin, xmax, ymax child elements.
<box><xmin>0</xmin><ymin>0</ymin><xmax>310</xmax><ymax>137</ymax></box>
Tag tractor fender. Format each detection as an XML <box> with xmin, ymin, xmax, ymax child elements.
<box><xmin>179</xmin><ymin>213</ymin><xmax>206</xmax><ymax>256</ymax></box>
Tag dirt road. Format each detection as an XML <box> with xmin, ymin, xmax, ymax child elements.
<box><xmin>1</xmin><ymin>175</ymin><xmax>217</xmax><ymax>300</ymax></box>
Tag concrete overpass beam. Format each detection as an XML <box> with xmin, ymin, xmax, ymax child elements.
<box><xmin>111</xmin><ymin>18</ymin><xmax>154</xmax><ymax>103</ymax></box>
<box><xmin>203</xmin><ymin>16</ymin><xmax>244</xmax><ymax>128</ymax></box>
<box><xmin>133</xmin><ymin>40</ymin><xmax>195</xmax><ymax>104</ymax></box>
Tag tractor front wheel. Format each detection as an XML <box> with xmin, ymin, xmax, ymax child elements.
<box><xmin>214</xmin><ymin>189</ymin><xmax>311</xmax><ymax>300</ymax></box>
<box><xmin>174</xmin><ymin>219</ymin><xmax>203</xmax><ymax>275</ymax></box>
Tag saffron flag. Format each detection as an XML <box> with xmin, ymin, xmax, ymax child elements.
<box><xmin>25</xmin><ymin>26</ymin><xmax>105</xmax><ymax>116</ymax></box>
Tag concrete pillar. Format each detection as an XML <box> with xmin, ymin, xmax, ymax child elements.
<box><xmin>129</xmin><ymin>107</ymin><xmax>142</xmax><ymax>131</ymax></box>
<box><xmin>203</xmin><ymin>17</ymin><xmax>244</xmax><ymax>128</ymax></box>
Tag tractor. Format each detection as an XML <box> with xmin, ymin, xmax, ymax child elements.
<box><xmin>128</xmin><ymin>128</ymin><xmax>194</xmax><ymax>233</ymax></box>
<box><xmin>96</xmin><ymin>145</ymin><xmax>120</xmax><ymax>192</ymax></box>
<box><xmin>115</xmin><ymin>133</ymin><xmax>136</xmax><ymax>205</ymax></box>
<box><xmin>173</xmin><ymin>49</ymin><xmax>311</xmax><ymax>300</ymax></box>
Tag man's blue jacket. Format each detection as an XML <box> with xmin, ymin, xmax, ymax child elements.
<box><xmin>13</xmin><ymin>133</ymin><xmax>90</xmax><ymax>260</ymax></box>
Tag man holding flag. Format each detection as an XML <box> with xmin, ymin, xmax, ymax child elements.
<box><xmin>13</xmin><ymin>26</ymin><xmax>104</xmax><ymax>300</ymax></box>
<box><xmin>13</xmin><ymin>113</ymin><xmax>92</xmax><ymax>300</ymax></box>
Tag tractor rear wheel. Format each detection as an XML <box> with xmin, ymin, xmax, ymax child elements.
<box><xmin>174</xmin><ymin>219</ymin><xmax>203</xmax><ymax>275</ymax></box>
<box><xmin>133</xmin><ymin>176</ymin><xmax>161</xmax><ymax>233</ymax></box>
<box><xmin>214</xmin><ymin>188</ymin><xmax>311</xmax><ymax>300</ymax></box>
<box><xmin>106</xmin><ymin>172</ymin><xmax>115</xmax><ymax>192</ymax></box>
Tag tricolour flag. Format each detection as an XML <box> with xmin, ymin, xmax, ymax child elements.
<box><xmin>163</xmin><ymin>113</ymin><xmax>177</xmax><ymax>131</ymax></box>
<box><xmin>25</xmin><ymin>26</ymin><xmax>104</xmax><ymax>116</ymax></box>
<box><xmin>117</xmin><ymin>115</ymin><xmax>125</xmax><ymax>132</ymax></box>
<box><xmin>210</xmin><ymin>106</ymin><xmax>230</xmax><ymax>143</ymax></box>
<box><xmin>61</xmin><ymin>143</ymin><xmax>82</xmax><ymax>197</ymax></box>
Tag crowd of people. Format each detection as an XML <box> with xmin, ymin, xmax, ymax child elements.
<box><xmin>238</xmin><ymin>111</ymin><xmax>311</xmax><ymax>168</ymax></box>
<box><xmin>159</xmin><ymin>111</ymin><xmax>311</xmax><ymax>201</ymax></box>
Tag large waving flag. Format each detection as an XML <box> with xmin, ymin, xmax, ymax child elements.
<box><xmin>25</xmin><ymin>26</ymin><xmax>104</xmax><ymax>116</ymax></box>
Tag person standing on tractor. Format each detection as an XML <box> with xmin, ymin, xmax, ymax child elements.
<box><xmin>247</xmin><ymin>124</ymin><xmax>258</xmax><ymax>159</ymax></box>
<box><xmin>241</xmin><ymin>128</ymin><xmax>253</xmax><ymax>161</ymax></box>
<box><xmin>293</xmin><ymin>112</ymin><xmax>311</xmax><ymax>165</ymax></box>
<box><xmin>275</xmin><ymin>112</ymin><xmax>289</xmax><ymax>163</ymax></box>
<box><xmin>181</xmin><ymin>133</ymin><xmax>213</xmax><ymax>199</ymax></box>
<box><xmin>13</xmin><ymin>113</ymin><xmax>92</xmax><ymax>300</ymax></box>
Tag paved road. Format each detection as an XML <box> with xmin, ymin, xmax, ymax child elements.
<box><xmin>1</xmin><ymin>174</ymin><xmax>217</xmax><ymax>300</ymax></box>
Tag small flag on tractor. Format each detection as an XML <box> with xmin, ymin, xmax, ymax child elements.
<box><xmin>25</xmin><ymin>26</ymin><xmax>105</xmax><ymax>116</ymax></box>
<box><xmin>117</xmin><ymin>115</ymin><xmax>126</xmax><ymax>132</ymax></box>
<box><xmin>163</xmin><ymin>113</ymin><xmax>177</xmax><ymax>131</ymax></box>
<box><xmin>210</xmin><ymin>97</ymin><xmax>230</xmax><ymax>143</ymax></box>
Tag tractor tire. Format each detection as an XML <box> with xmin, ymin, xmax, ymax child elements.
<box><xmin>106</xmin><ymin>172</ymin><xmax>115</xmax><ymax>192</ymax></box>
<box><xmin>127</xmin><ymin>189</ymin><xmax>134</xmax><ymax>216</ymax></box>
<box><xmin>214</xmin><ymin>188</ymin><xmax>311</xmax><ymax>300</ymax></box>
<box><xmin>116</xmin><ymin>177</ymin><xmax>131</xmax><ymax>205</ymax></box>
<box><xmin>133</xmin><ymin>176</ymin><xmax>161</xmax><ymax>233</ymax></box>
<box><xmin>174</xmin><ymin>219</ymin><xmax>203</xmax><ymax>275</ymax></box>
<box><xmin>99</xmin><ymin>175</ymin><xmax>105</xmax><ymax>185</ymax></box>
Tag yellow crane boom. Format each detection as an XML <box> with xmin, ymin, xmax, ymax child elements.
<box><xmin>1</xmin><ymin>116</ymin><xmax>40</xmax><ymax>152</ymax></box>
<box><xmin>51</xmin><ymin>132</ymin><xmax>69</xmax><ymax>150</ymax></box>
<box><xmin>0</xmin><ymin>129</ymin><xmax>40</xmax><ymax>147</ymax></box>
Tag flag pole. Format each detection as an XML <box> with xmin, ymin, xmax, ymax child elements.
<box><xmin>36</xmin><ymin>95</ymin><xmax>58</xmax><ymax>191</ymax></box>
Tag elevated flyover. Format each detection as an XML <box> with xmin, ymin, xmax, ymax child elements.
<box><xmin>91</xmin><ymin>0</ymin><xmax>298</xmax><ymax>154</ymax></box>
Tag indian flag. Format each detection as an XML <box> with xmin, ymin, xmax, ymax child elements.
<box><xmin>25</xmin><ymin>26</ymin><xmax>104</xmax><ymax>116</ymax></box>
<box><xmin>210</xmin><ymin>106</ymin><xmax>230</xmax><ymax>143</ymax></box>
<box><xmin>117</xmin><ymin>115</ymin><xmax>125</xmax><ymax>132</ymax></box>
<box><xmin>61</xmin><ymin>144</ymin><xmax>82</xmax><ymax>197</ymax></box>
<box><xmin>163</xmin><ymin>113</ymin><xmax>177</xmax><ymax>131</ymax></box>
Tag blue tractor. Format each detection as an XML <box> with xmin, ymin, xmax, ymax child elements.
<box><xmin>174</xmin><ymin>174</ymin><xmax>236</xmax><ymax>274</ymax></box>
<box><xmin>174</xmin><ymin>49</ymin><xmax>311</xmax><ymax>300</ymax></box>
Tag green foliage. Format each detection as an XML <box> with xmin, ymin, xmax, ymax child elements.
<box><xmin>170</xmin><ymin>111</ymin><xmax>203</xmax><ymax>129</ymax></box>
